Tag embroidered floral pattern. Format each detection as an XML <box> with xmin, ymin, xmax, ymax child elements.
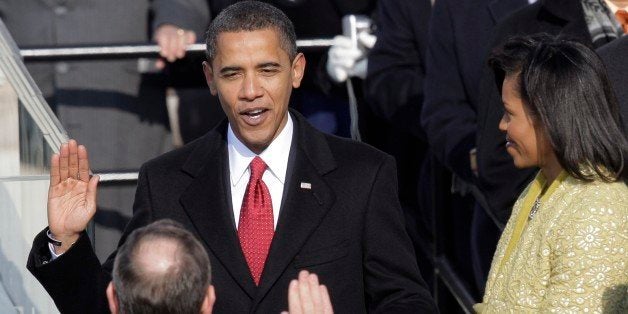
<box><xmin>477</xmin><ymin>174</ymin><xmax>628</xmax><ymax>313</ymax></box>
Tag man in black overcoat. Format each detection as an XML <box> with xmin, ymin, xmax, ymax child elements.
<box><xmin>27</xmin><ymin>2</ymin><xmax>435</xmax><ymax>313</ymax></box>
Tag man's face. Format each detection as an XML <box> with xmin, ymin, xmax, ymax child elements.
<box><xmin>203</xmin><ymin>28</ymin><xmax>305</xmax><ymax>153</ymax></box>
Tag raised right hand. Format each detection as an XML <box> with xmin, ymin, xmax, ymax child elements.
<box><xmin>47</xmin><ymin>139</ymin><xmax>99</xmax><ymax>254</ymax></box>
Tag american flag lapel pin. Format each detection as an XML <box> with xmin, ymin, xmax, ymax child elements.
<box><xmin>300</xmin><ymin>182</ymin><xmax>312</xmax><ymax>190</ymax></box>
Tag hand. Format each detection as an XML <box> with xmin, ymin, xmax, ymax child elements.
<box><xmin>153</xmin><ymin>24</ymin><xmax>196</xmax><ymax>69</ymax></box>
<box><xmin>47</xmin><ymin>140</ymin><xmax>99</xmax><ymax>254</ymax></box>
<box><xmin>281</xmin><ymin>270</ymin><xmax>333</xmax><ymax>314</ymax></box>
<box><xmin>326</xmin><ymin>31</ymin><xmax>376</xmax><ymax>82</ymax></box>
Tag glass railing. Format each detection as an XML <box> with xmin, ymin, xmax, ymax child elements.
<box><xmin>0</xmin><ymin>19</ymin><xmax>67</xmax><ymax>313</ymax></box>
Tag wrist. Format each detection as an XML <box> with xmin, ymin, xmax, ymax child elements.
<box><xmin>47</xmin><ymin>228</ymin><xmax>80</xmax><ymax>255</ymax></box>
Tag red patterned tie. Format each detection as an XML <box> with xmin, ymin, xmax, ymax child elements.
<box><xmin>238</xmin><ymin>156</ymin><xmax>274</xmax><ymax>285</ymax></box>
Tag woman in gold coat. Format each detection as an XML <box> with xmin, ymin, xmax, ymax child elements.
<box><xmin>475</xmin><ymin>35</ymin><xmax>627</xmax><ymax>313</ymax></box>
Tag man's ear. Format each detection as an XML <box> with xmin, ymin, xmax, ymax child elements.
<box><xmin>106</xmin><ymin>282</ymin><xmax>119</xmax><ymax>314</ymax></box>
<box><xmin>291</xmin><ymin>53</ymin><xmax>306</xmax><ymax>89</ymax></box>
<box><xmin>200</xmin><ymin>285</ymin><xmax>216</xmax><ymax>314</ymax></box>
<box><xmin>203</xmin><ymin>61</ymin><xmax>218</xmax><ymax>95</ymax></box>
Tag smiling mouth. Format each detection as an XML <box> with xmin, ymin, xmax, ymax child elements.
<box><xmin>239</xmin><ymin>108</ymin><xmax>270</xmax><ymax>125</ymax></box>
<box><xmin>505</xmin><ymin>135</ymin><xmax>514</xmax><ymax>148</ymax></box>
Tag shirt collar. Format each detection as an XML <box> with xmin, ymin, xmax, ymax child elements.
<box><xmin>227</xmin><ymin>113</ymin><xmax>294</xmax><ymax>186</ymax></box>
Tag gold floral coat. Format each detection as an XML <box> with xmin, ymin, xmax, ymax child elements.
<box><xmin>476</xmin><ymin>171</ymin><xmax>627</xmax><ymax>313</ymax></box>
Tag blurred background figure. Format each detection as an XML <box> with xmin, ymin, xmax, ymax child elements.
<box><xmin>597</xmin><ymin>35</ymin><xmax>628</xmax><ymax>134</ymax></box>
<box><xmin>478</xmin><ymin>34</ymin><xmax>627</xmax><ymax>312</ymax></box>
<box><xmin>152</xmin><ymin>0</ymin><xmax>376</xmax><ymax>143</ymax></box>
<box><xmin>363</xmin><ymin>0</ymin><xmax>434</xmax><ymax>293</ymax></box>
<box><xmin>421</xmin><ymin>0</ymin><xmax>531</xmax><ymax>298</ymax></box>
<box><xmin>0</xmin><ymin>0</ymin><xmax>172</xmax><ymax>261</ymax></box>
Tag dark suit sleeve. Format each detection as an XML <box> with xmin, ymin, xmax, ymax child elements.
<box><xmin>420</xmin><ymin>0</ymin><xmax>477</xmax><ymax>183</ymax></box>
<box><xmin>152</xmin><ymin>0</ymin><xmax>210</xmax><ymax>38</ymax></box>
<box><xmin>364</xmin><ymin>0</ymin><xmax>431</xmax><ymax>139</ymax></box>
<box><xmin>363</xmin><ymin>155</ymin><xmax>437</xmax><ymax>313</ymax></box>
<box><xmin>26</xmin><ymin>230</ymin><xmax>110</xmax><ymax>313</ymax></box>
<box><xmin>26</xmin><ymin>165</ymin><xmax>155</xmax><ymax>313</ymax></box>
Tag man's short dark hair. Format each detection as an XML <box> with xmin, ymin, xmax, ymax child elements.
<box><xmin>205</xmin><ymin>1</ymin><xmax>297</xmax><ymax>61</ymax></box>
<box><xmin>112</xmin><ymin>219</ymin><xmax>211</xmax><ymax>313</ymax></box>
<box><xmin>489</xmin><ymin>34</ymin><xmax>627</xmax><ymax>181</ymax></box>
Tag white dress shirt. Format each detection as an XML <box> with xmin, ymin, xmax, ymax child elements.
<box><xmin>227</xmin><ymin>114</ymin><xmax>293</xmax><ymax>230</ymax></box>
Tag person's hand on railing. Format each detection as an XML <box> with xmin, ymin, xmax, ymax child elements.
<box><xmin>47</xmin><ymin>139</ymin><xmax>99</xmax><ymax>254</ymax></box>
<box><xmin>153</xmin><ymin>24</ymin><xmax>197</xmax><ymax>69</ymax></box>
<box><xmin>281</xmin><ymin>270</ymin><xmax>334</xmax><ymax>314</ymax></box>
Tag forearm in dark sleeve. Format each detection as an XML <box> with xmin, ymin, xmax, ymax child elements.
<box><xmin>365</xmin><ymin>0</ymin><xmax>427</xmax><ymax>136</ymax></box>
<box><xmin>421</xmin><ymin>0</ymin><xmax>477</xmax><ymax>182</ymax></box>
<box><xmin>27</xmin><ymin>230</ymin><xmax>110</xmax><ymax>313</ymax></box>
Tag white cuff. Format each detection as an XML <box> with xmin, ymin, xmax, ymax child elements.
<box><xmin>48</xmin><ymin>242</ymin><xmax>62</xmax><ymax>261</ymax></box>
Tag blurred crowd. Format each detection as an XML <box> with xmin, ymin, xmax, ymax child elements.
<box><xmin>2</xmin><ymin>0</ymin><xmax>627</xmax><ymax>311</ymax></box>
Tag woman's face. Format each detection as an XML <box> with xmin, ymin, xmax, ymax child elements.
<box><xmin>498</xmin><ymin>74</ymin><xmax>551</xmax><ymax>169</ymax></box>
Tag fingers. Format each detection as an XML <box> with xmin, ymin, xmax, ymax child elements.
<box><xmin>68</xmin><ymin>139</ymin><xmax>79</xmax><ymax>180</ymax></box>
<box><xmin>78</xmin><ymin>145</ymin><xmax>91</xmax><ymax>183</ymax></box>
<box><xmin>297</xmin><ymin>271</ymin><xmax>314</xmax><ymax>312</ymax></box>
<box><xmin>357</xmin><ymin>31</ymin><xmax>377</xmax><ymax>49</ymax></box>
<box><xmin>307</xmin><ymin>273</ymin><xmax>323</xmax><ymax>311</ymax></box>
<box><xmin>86</xmin><ymin>175</ymin><xmax>100</xmax><ymax>217</ymax></box>
<box><xmin>50</xmin><ymin>153</ymin><xmax>60</xmax><ymax>187</ymax></box>
<box><xmin>155</xmin><ymin>24</ymin><xmax>195</xmax><ymax>63</ymax></box>
<box><xmin>59</xmin><ymin>142</ymin><xmax>69</xmax><ymax>181</ymax></box>
<box><xmin>288</xmin><ymin>279</ymin><xmax>302</xmax><ymax>314</ymax></box>
<box><xmin>319</xmin><ymin>285</ymin><xmax>333</xmax><ymax>314</ymax></box>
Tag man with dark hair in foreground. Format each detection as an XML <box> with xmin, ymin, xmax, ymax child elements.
<box><xmin>105</xmin><ymin>219</ymin><xmax>216</xmax><ymax>314</ymax></box>
<box><xmin>27</xmin><ymin>1</ymin><xmax>434</xmax><ymax>313</ymax></box>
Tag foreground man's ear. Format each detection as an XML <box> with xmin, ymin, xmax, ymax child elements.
<box><xmin>106</xmin><ymin>282</ymin><xmax>119</xmax><ymax>314</ymax></box>
<box><xmin>200</xmin><ymin>285</ymin><xmax>216</xmax><ymax>314</ymax></box>
<box><xmin>203</xmin><ymin>61</ymin><xmax>218</xmax><ymax>95</ymax></box>
<box><xmin>291</xmin><ymin>52</ymin><xmax>306</xmax><ymax>88</ymax></box>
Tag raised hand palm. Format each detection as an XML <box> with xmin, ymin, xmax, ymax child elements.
<box><xmin>47</xmin><ymin>140</ymin><xmax>99</xmax><ymax>239</ymax></box>
<box><xmin>48</xmin><ymin>178</ymin><xmax>96</xmax><ymax>236</ymax></box>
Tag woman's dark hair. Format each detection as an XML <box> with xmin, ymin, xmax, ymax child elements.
<box><xmin>488</xmin><ymin>34</ymin><xmax>627</xmax><ymax>182</ymax></box>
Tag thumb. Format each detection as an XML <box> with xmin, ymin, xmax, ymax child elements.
<box><xmin>358</xmin><ymin>31</ymin><xmax>376</xmax><ymax>49</ymax></box>
<box><xmin>86</xmin><ymin>175</ymin><xmax>100</xmax><ymax>216</ymax></box>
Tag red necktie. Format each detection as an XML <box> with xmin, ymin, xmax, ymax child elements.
<box><xmin>616</xmin><ymin>10</ymin><xmax>628</xmax><ymax>34</ymax></box>
<box><xmin>238</xmin><ymin>156</ymin><xmax>274</xmax><ymax>285</ymax></box>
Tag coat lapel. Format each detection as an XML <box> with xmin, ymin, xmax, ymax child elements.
<box><xmin>252</xmin><ymin>111</ymin><xmax>337</xmax><ymax>306</ymax></box>
<box><xmin>179</xmin><ymin>123</ymin><xmax>257</xmax><ymax>298</ymax></box>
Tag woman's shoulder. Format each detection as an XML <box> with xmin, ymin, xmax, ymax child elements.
<box><xmin>554</xmin><ymin>176</ymin><xmax>627</xmax><ymax>229</ymax></box>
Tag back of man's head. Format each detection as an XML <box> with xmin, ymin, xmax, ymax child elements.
<box><xmin>107</xmin><ymin>219</ymin><xmax>214</xmax><ymax>314</ymax></box>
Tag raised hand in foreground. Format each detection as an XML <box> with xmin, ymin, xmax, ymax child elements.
<box><xmin>47</xmin><ymin>139</ymin><xmax>99</xmax><ymax>254</ymax></box>
<box><xmin>282</xmin><ymin>270</ymin><xmax>333</xmax><ymax>314</ymax></box>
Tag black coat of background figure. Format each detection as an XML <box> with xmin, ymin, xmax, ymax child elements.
<box><xmin>421</xmin><ymin>0</ymin><xmax>529</xmax><ymax>184</ymax></box>
<box><xmin>27</xmin><ymin>111</ymin><xmax>436</xmax><ymax>313</ymax></box>
<box><xmin>0</xmin><ymin>0</ymin><xmax>172</xmax><ymax>261</ymax></box>
<box><xmin>363</xmin><ymin>0</ymin><xmax>433</xmax><ymax>287</ymax></box>
<box><xmin>597</xmin><ymin>36</ymin><xmax>628</xmax><ymax>135</ymax></box>
<box><xmin>420</xmin><ymin>0</ymin><xmax>529</xmax><ymax>296</ymax></box>
<box><xmin>476</xmin><ymin>0</ymin><xmax>616</xmax><ymax>224</ymax></box>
